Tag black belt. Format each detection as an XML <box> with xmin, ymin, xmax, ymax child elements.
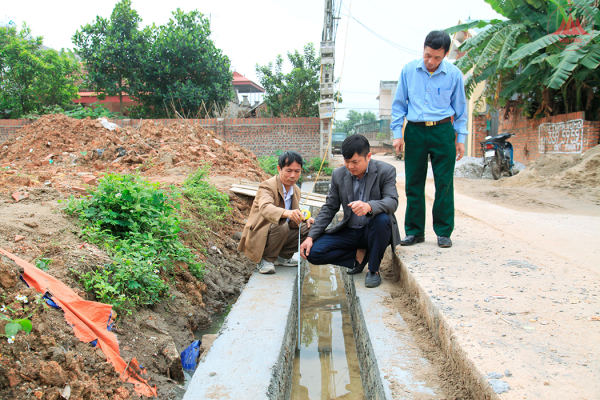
<box><xmin>408</xmin><ymin>117</ymin><xmax>452</xmax><ymax>127</ymax></box>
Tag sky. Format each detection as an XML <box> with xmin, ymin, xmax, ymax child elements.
<box><xmin>2</xmin><ymin>0</ymin><xmax>502</xmax><ymax>120</ymax></box>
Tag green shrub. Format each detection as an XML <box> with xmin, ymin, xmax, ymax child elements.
<box><xmin>64</xmin><ymin>173</ymin><xmax>204</xmax><ymax>312</ymax></box>
<box><xmin>307</xmin><ymin>157</ymin><xmax>332</xmax><ymax>176</ymax></box>
<box><xmin>257</xmin><ymin>154</ymin><xmax>279</xmax><ymax>176</ymax></box>
<box><xmin>181</xmin><ymin>165</ymin><xmax>232</xmax><ymax>244</ymax></box>
<box><xmin>22</xmin><ymin>102</ymin><xmax>121</xmax><ymax>120</ymax></box>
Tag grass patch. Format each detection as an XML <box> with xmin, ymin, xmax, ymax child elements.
<box><xmin>63</xmin><ymin>172</ymin><xmax>209</xmax><ymax>312</ymax></box>
<box><xmin>180</xmin><ymin>165</ymin><xmax>232</xmax><ymax>247</ymax></box>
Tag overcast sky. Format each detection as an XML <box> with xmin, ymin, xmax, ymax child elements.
<box><xmin>2</xmin><ymin>0</ymin><xmax>502</xmax><ymax>120</ymax></box>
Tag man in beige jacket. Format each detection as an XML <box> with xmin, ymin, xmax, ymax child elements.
<box><xmin>238</xmin><ymin>151</ymin><xmax>314</xmax><ymax>274</ymax></box>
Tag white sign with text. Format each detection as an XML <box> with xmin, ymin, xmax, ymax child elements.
<box><xmin>538</xmin><ymin>119</ymin><xmax>584</xmax><ymax>154</ymax></box>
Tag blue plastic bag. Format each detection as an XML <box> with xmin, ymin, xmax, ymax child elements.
<box><xmin>181</xmin><ymin>340</ymin><xmax>201</xmax><ymax>370</ymax></box>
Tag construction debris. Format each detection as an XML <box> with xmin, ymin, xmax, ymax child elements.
<box><xmin>0</xmin><ymin>114</ymin><xmax>268</xmax><ymax>182</ymax></box>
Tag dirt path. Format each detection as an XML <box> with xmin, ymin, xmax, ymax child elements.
<box><xmin>371</xmin><ymin>155</ymin><xmax>600</xmax><ymax>399</ymax></box>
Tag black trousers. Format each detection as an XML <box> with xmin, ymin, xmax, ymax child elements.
<box><xmin>306</xmin><ymin>213</ymin><xmax>392</xmax><ymax>272</ymax></box>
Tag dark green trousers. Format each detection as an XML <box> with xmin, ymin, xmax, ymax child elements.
<box><xmin>404</xmin><ymin>121</ymin><xmax>456</xmax><ymax>238</ymax></box>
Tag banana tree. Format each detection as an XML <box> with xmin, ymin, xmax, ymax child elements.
<box><xmin>445</xmin><ymin>0</ymin><xmax>600</xmax><ymax>120</ymax></box>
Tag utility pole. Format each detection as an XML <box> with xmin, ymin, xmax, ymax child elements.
<box><xmin>319</xmin><ymin>0</ymin><xmax>339</xmax><ymax>161</ymax></box>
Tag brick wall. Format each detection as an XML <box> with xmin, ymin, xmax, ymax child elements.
<box><xmin>0</xmin><ymin>117</ymin><xmax>325</xmax><ymax>159</ymax></box>
<box><xmin>0</xmin><ymin>120</ymin><xmax>34</xmax><ymax>144</ymax></box>
<box><xmin>472</xmin><ymin>112</ymin><xmax>600</xmax><ymax>165</ymax></box>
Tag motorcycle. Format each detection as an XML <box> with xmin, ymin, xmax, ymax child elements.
<box><xmin>480</xmin><ymin>133</ymin><xmax>515</xmax><ymax>180</ymax></box>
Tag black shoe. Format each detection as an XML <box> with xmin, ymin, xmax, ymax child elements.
<box><xmin>400</xmin><ymin>235</ymin><xmax>425</xmax><ymax>246</ymax></box>
<box><xmin>437</xmin><ymin>236</ymin><xmax>452</xmax><ymax>248</ymax></box>
<box><xmin>365</xmin><ymin>271</ymin><xmax>381</xmax><ymax>288</ymax></box>
<box><xmin>347</xmin><ymin>251</ymin><xmax>369</xmax><ymax>275</ymax></box>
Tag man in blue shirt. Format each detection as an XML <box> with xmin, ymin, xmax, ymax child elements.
<box><xmin>391</xmin><ymin>30</ymin><xmax>467</xmax><ymax>248</ymax></box>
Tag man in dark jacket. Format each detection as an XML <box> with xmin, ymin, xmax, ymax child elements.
<box><xmin>300</xmin><ymin>134</ymin><xmax>401</xmax><ymax>288</ymax></box>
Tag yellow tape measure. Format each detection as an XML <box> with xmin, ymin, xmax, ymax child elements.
<box><xmin>301</xmin><ymin>209</ymin><xmax>311</xmax><ymax>221</ymax></box>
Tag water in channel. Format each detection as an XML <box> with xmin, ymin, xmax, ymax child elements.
<box><xmin>292</xmin><ymin>264</ymin><xmax>364</xmax><ymax>400</ymax></box>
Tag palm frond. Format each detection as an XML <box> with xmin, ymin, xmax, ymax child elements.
<box><xmin>497</xmin><ymin>24</ymin><xmax>526</xmax><ymax>69</ymax></box>
<box><xmin>507</xmin><ymin>34</ymin><xmax>564</xmax><ymax>64</ymax></box>
<box><xmin>460</xmin><ymin>21</ymin><xmax>510</xmax><ymax>53</ymax></box>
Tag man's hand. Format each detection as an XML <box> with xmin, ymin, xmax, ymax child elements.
<box><xmin>282</xmin><ymin>209</ymin><xmax>303</xmax><ymax>224</ymax></box>
<box><xmin>300</xmin><ymin>237</ymin><xmax>313</xmax><ymax>259</ymax></box>
<box><xmin>393</xmin><ymin>138</ymin><xmax>404</xmax><ymax>155</ymax></box>
<box><xmin>306</xmin><ymin>217</ymin><xmax>315</xmax><ymax>228</ymax></box>
<box><xmin>348</xmin><ymin>201</ymin><xmax>372</xmax><ymax>217</ymax></box>
<box><xmin>456</xmin><ymin>143</ymin><xmax>465</xmax><ymax>161</ymax></box>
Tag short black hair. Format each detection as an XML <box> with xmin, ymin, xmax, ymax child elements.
<box><xmin>342</xmin><ymin>134</ymin><xmax>370</xmax><ymax>159</ymax></box>
<box><xmin>278</xmin><ymin>151</ymin><xmax>304</xmax><ymax>168</ymax></box>
<box><xmin>424</xmin><ymin>30</ymin><xmax>451</xmax><ymax>53</ymax></box>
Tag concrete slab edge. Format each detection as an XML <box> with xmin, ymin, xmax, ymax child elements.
<box><xmin>340</xmin><ymin>268</ymin><xmax>388</xmax><ymax>399</ymax></box>
<box><xmin>183</xmin><ymin>263</ymin><xmax>305</xmax><ymax>400</ymax></box>
<box><xmin>396</xmin><ymin>256</ymin><xmax>500</xmax><ymax>400</ymax></box>
<box><xmin>267</xmin><ymin>260</ymin><xmax>306</xmax><ymax>400</ymax></box>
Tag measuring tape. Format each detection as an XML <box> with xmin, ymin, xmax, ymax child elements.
<box><xmin>301</xmin><ymin>209</ymin><xmax>311</xmax><ymax>221</ymax></box>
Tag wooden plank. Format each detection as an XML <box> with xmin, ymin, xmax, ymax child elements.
<box><xmin>230</xmin><ymin>188</ymin><xmax>258</xmax><ymax>196</ymax></box>
<box><xmin>231</xmin><ymin>182</ymin><xmax>327</xmax><ymax>208</ymax></box>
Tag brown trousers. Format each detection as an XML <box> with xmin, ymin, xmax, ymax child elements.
<box><xmin>262</xmin><ymin>222</ymin><xmax>310</xmax><ymax>262</ymax></box>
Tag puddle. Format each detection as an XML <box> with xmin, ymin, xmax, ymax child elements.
<box><xmin>193</xmin><ymin>294</ymin><xmax>239</xmax><ymax>341</ymax></box>
<box><xmin>291</xmin><ymin>264</ymin><xmax>364</xmax><ymax>400</ymax></box>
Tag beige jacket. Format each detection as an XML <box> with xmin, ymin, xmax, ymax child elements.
<box><xmin>237</xmin><ymin>175</ymin><xmax>301</xmax><ymax>263</ymax></box>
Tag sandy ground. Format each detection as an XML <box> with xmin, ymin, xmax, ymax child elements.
<box><xmin>370</xmin><ymin>155</ymin><xmax>600</xmax><ymax>399</ymax></box>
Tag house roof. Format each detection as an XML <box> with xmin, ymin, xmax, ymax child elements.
<box><xmin>233</xmin><ymin>71</ymin><xmax>265</xmax><ymax>93</ymax></box>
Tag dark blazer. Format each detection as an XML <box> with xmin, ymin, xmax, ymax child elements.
<box><xmin>308</xmin><ymin>159</ymin><xmax>401</xmax><ymax>248</ymax></box>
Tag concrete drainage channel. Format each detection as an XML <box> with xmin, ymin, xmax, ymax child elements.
<box><xmin>183</xmin><ymin>250</ymin><xmax>491</xmax><ymax>399</ymax></box>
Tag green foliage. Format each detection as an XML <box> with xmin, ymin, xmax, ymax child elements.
<box><xmin>63</xmin><ymin>173</ymin><xmax>204</xmax><ymax>311</ymax></box>
<box><xmin>73</xmin><ymin>3</ymin><xmax>233</xmax><ymax>118</ymax></box>
<box><xmin>72</xmin><ymin>0</ymin><xmax>149</xmax><ymax>113</ymax></box>
<box><xmin>256</xmin><ymin>43</ymin><xmax>321</xmax><ymax>117</ymax></box>
<box><xmin>258</xmin><ymin>155</ymin><xmax>279</xmax><ymax>176</ymax></box>
<box><xmin>0</xmin><ymin>25</ymin><xmax>80</xmax><ymax>118</ymax></box>
<box><xmin>2</xmin><ymin>319</ymin><xmax>33</xmax><ymax>338</ymax></box>
<box><xmin>445</xmin><ymin>0</ymin><xmax>600</xmax><ymax>119</ymax></box>
<box><xmin>22</xmin><ymin>102</ymin><xmax>121</xmax><ymax>120</ymax></box>
<box><xmin>180</xmin><ymin>165</ymin><xmax>232</xmax><ymax>246</ymax></box>
<box><xmin>334</xmin><ymin>110</ymin><xmax>377</xmax><ymax>134</ymax></box>
<box><xmin>307</xmin><ymin>157</ymin><xmax>332</xmax><ymax>176</ymax></box>
<box><xmin>35</xmin><ymin>258</ymin><xmax>52</xmax><ymax>271</ymax></box>
<box><xmin>64</xmin><ymin>103</ymin><xmax>122</xmax><ymax>119</ymax></box>
<box><xmin>183</xmin><ymin>165</ymin><xmax>231</xmax><ymax>225</ymax></box>
<box><xmin>132</xmin><ymin>9</ymin><xmax>234</xmax><ymax>118</ymax></box>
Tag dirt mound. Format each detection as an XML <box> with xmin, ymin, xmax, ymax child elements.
<box><xmin>0</xmin><ymin>114</ymin><xmax>267</xmax><ymax>182</ymax></box>
<box><xmin>453</xmin><ymin>156</ymin><xmax>526</xmax><ymax>179</ymax></box>
<box><xmin>498</xmin><ymin>145</ymin><xmax>600</xmax><ymax>193</ymax></box>
<box><xmin>528</xmin><ymin>153</ymin><xmax>581</xmax><ymax>177</ymax></box>
<box><xmin>555</xmin><ymin>148</ymin><xmax>600</xmax><ymax>188</ymax></box>
<box><xmin>0</xmin><ymin>259</ymin><xmax>132</xmax><ymax>400</ymax></box>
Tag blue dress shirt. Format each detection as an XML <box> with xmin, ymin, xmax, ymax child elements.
<box><xmin>390</xmin><ymin>58</ymin><xmax>468</xmax><ymax>144</ymax></box>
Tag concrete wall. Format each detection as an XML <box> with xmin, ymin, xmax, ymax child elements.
<box><xmin>0</xmin><ymin>117</ymin><xmax>324</xmax><ymax>159</ymax></box>
<box><xmin>472</xmin><ymin>111</ymin><xmax>600</xmax><ymax>165</ymax></box>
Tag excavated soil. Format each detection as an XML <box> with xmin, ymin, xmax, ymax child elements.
<box><xmin>0</xmin><ymin>115</ymin><xmax>262</xmax><ymax>399</ymax></box>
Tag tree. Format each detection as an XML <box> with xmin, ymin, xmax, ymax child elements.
<box><xmin>334</xmin><ymin>110</ymin><xmax>377</xmax><ymax>133</ymax></box>
<box><xmin>132</xmin><ymin>9</ymin><xmax>233</xmax><ymax>118</ymax></box>
<box><xmin>0</xmin><ymin>25</ymin><xmax>80</xmax><ymax>118</ymax></box>
<box><xmin>256</xmin><ymin>43</ymin><xmax>321</xmax><ymax>117</ymax></box>
<box><xmin>72</xmin><ymin>0</ymin><xmax>149</xmax><ymax>112</ymax></box>
<box><xmin>446</xmin><ymin>0</ymin><xmax>600</xmax><ymax>120</ymax></box>
<box><xmin>73</xmin><ymin>4</ymin><xmax>233</xmax><ymax>118</ymax></box>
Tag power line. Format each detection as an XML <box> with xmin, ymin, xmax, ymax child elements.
<box><xmin>341</xmin><ymin>90</ymin><xmax>379</xmax><ymax>95</ymax></box>
<box><xmin>339</xmin><ymin>2</ymin><xmax>422</xmax><ymax>56</ymax></box>
<box><xmin>360</xmin><ymin>0</ymin><xmax>426</xmax><ymax>36</ymax></box>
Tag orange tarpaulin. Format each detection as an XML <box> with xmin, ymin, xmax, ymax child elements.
<box><xmin>0</xmin><ymin>247</ymin><xmax>157</xmax><ymax>397</ymax></box>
